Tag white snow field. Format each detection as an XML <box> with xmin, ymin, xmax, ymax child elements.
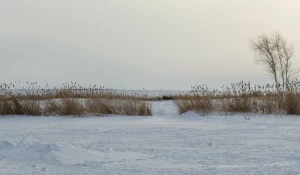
<box><xmin>1</xmin><ymin>101</ymin><xmax>300</xmax><ymax>175</ymax></box>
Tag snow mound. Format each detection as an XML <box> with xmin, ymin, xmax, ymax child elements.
<box><xmin>0</xmin><ymin>141</ymin><xmax>59</xmax><ymax>161</ymax></box>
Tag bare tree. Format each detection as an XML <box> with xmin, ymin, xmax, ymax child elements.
<box><xmin>278</xmin><ymin>34</ymin><xmax>295</xmax><ymax>86</ymax></box>
<box><xmin>251</xmin><ymin>32</ymin><xmax>296</xmax><ymax>93</ymax></box>
<box><xmin>251</xmin><ymin>34</ymin><xmax>279</xmax><ymax>92</ymax></box>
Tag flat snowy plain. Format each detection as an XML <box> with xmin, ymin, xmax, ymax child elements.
<box><xmin>1</xmin><ymin>101</ymin><xmax>300</xmax><ymax>175</ymax></box>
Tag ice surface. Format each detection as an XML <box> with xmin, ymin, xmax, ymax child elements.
<box><xmin>0</xmin><ymin>101</ymin><xmax>300</xmax><ymax>174</ymax></box>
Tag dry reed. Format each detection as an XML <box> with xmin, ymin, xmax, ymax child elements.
<box><xmin>175</xmin><ymin>81</ymin><xmax>300</xmax><ymax>115</ymax></box>
<box><xmin>0</xmin><ymin>82</ymin><xmax>152</xmax><ymax>116</ymax></box>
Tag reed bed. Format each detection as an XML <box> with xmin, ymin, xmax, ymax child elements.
<box><xmin>0</xmin><ymin>82</ymin><xmax>152</xmax><ymax>116</ymax></box>
<box><xmin>2</xmin><ymin>80</ymin><xmax>300</xmax><ymax>117</ymax></box>
<box><xmin>175</xmin><ymin>81</ymin><xmax>300</xmax><ymax>116</ymax></box>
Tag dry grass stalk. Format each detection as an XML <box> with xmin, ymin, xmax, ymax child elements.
<box><xmin>0</xmin><ymin>82</ymin><xmax>153</xmax><ymax>116</ymax></box>
<box><xmin>85</xmin><ymin>98</ymin><xmax>152</xmax><ymax>116</ymax></box>
<box><xmin>175</xmin><ymin>81</ymin><xmax>300</xmax><ymax>116</ymax></box>
<box><xmin>44</xmin><ymin>99</ymin><xmax>85</xmax><ymax>116</ymax></box>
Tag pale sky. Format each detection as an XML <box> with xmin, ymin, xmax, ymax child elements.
<box><xmin>1</xmin><ymin>0</ymin><xmax>300</xmax><ymax>90</ymax></box>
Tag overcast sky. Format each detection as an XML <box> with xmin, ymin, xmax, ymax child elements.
<box><xmin>1</xmin><ymin>0</ymin><xmax>300</xmax><ymax>90</ymax></box>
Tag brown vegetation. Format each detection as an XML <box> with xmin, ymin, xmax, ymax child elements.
<box><xmin>0</xmin><ymin>82</ymin><xmax>152</xmax><ymax>116</ymax></box>
<box><xmin>175</xmin><ymin>81</ymin><xmax>300</xmax><ymax>115</ymax></box>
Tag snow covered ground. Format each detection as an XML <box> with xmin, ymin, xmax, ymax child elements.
<box><xmin>1</xmin><ymin>101</ymin><xmax>300</xmax><ymax>174</ymax></box>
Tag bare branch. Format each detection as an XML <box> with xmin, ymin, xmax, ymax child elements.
<box><xmin>250</xmin><ymin>32</ymin><xmax>296</xmax><ymax>93</ymax></box>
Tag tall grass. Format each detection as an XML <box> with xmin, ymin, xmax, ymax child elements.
<box><xmin>175</xmin><ymin>81</ymin><xmax>300</xmax><ymax>115</ymax></box>
<box><xmin>44</xmin><ymin>99</ymin><xmax>85</xmax><ymax>116</ymax></box>
<box><xmin>176</xmin><ymin>85</ymin><xmax>213</xmax><ymax>115</ymax></box>
<box><xmin>0</xmin><ymin>82</ymin><xmax>152</xmax><ymax>116</ymax></box>
<box><xmin>85</xmin><ymin>98</ymin><xmax>152</xmax><ymax>116</ymax></box>
<box><xmin>0</xmin><ymin>96</ymin><xmax>42</xmax><ymax>116</ymax></box>
<box><xmin>2</xmin><ymin>80</ymin><xmax>300</xmax><ymax>116</ymax></box>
